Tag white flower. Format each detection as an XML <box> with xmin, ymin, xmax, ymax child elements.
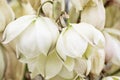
<box><xmin>81</xmin><ymin>0</ymin><xmax>105</xmax><ymax>30</ymax></box>
<box><xmin>56</xmin><ymin>22</ymin><xmax>105</xmax><ymax>61</ymax></box>
<box><xmin>2</xmin><ymin>15</ymin><xmax>59</xmax><ymax>58</ymax></box>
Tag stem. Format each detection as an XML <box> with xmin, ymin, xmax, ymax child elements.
<box><xmin>37</xmin><ymin>1</ymin><xmax>53</xmax><ymax>16</ymax></box>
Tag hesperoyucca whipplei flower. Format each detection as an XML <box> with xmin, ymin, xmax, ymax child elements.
<box><xmin>2</xmin><ymin>15</ymin><xmax>59</xmax><ymax>58</ymax></box>
<box><xmin>56</xmin><ymin>22</ymin><xmax>105</xmax><ymax>61</ymax></box>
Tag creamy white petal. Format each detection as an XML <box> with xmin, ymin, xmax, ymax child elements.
<box><xmin>63</xmin><ymin>27</ymin><xmax>88</xmax><ymax>58</ymax></box>
<box><xmin>2</xmin><ymin>15</ymin><xmax>36</xmax><ymax>44</ymax></box>
<box><xmin>17</xmin><ymin>22</ymin><xmax>41</xmax><ymax>58</ymax></box>
<box><xmin>104</xmin><ymin>32</ymin><xmax>120</xmax><ymax>66</ymax></box>
<box><xmin>35</xmin><ymin>17</ymin><xmax>52</xmax><ymax>55</ymax></box>
<box><xmin>40</xmin><ymin>17</ymin><xmax>59</xmax><ymax>52</ymax></box>
<box><xmin>74</xmin><ymin>58</ymin><xmax>87</xmax><ymax>77</ymax></box>
<box><xmin>27</xmin><ymin>54</ymin><xmax>46</xmax><ymax>78</ymax></box>
<box><xmin>72</xmin><ymin>22</ymin><xmax>105</xmax><ymax>48</ymax></box>
<box><xmin>56</xmin><ymin>28</ymin><xmax>68</xmax><ymax>60</ymax></box>
<box><xmin>59</xmin><ymin>66</ymin><xmax>74</xmax><ymax>79</ymax></box>
<box><xmin>90</xmin><ymin>48</ymin><xmax>105</xmax><ymax>75</ymax></box>
<box><xmin>45</xmin><ymin>50</ymin><xmax>62</xmax><ymax>79</ymax></box>
<box><xmin>63</xmin><ymin>57</ymin><xmax>74</xmax><ymax>72</ymax></box>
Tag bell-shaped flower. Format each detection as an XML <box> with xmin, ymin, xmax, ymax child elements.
<box><xmin>2</xmin><ymin>15</ymin><xmax>59</xmax><ymax>58</ymax></box>
<box><xmin>0</xmin><ymin>0</ymin><xmax>15</xmax><ymax>32</ymax></box>
<box><xmin>19</xmin><ymin>50</ymin><xmax>63</xmax><ymax>79</ymax></box>
<box><xmin>81</xmin><ymin>0</ymin><xmax>105</xmax><ymax>30</ymax></box>
<box><xmin>56</xmin><ymin>22</ymin><xmax>105</xmax><ymax>61</ymax></box>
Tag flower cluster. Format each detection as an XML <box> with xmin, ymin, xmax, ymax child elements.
<box><xmin>0</xmin><ymin>0</ymin><xmax>120</xmax><ymax>80</ymax></box>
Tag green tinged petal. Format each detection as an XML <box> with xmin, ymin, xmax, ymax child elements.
<box><xmin>59</xmin><ymin>66</ymin><xmax>74</xmax><ymax>79</ymax></box>
<box><xmin>63</xmin><ymin>57</ymin><xmax>74</xmax><ymax>72</ymax></box>
<box><xmin>45</xmin><ymin>50</ymin><xmax>62</xmax><ymax>79</ymax></box>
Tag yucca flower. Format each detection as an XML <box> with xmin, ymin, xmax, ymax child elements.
<box><xmin>56</xmin><ymin>22</ymin><xmax>105</xmax><ymax>61</ymax></box>
<box><xmin>2</xmin><ymin>15</ymin><xmax>59</xmax><ymax>59</ymax></box>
